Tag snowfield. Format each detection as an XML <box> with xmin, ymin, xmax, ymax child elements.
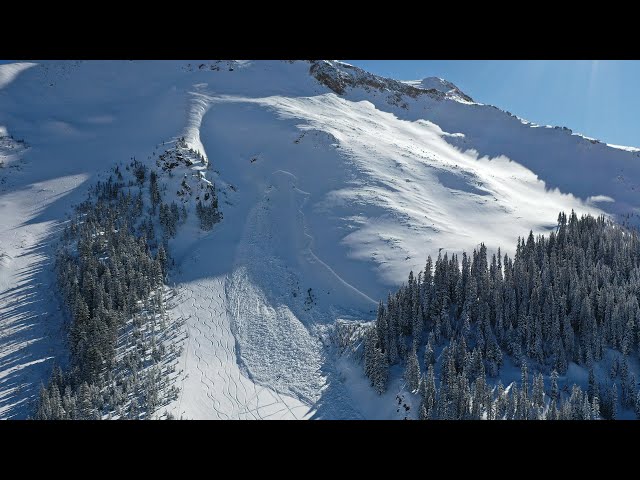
<box><xmin>1</xmin><ymin>60</ymin><xmax>639</xmax><ymax>419</ymax></box>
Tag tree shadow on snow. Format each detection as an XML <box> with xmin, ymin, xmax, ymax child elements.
<box><xmin>0</xmin><ymin>240</ymin><xmax>67</xmax><ymax>419</ymax></box>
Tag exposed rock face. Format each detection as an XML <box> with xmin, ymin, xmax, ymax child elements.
<box><xmin>308</xmin><ymin>60</ymin><xmax>474</xmax><ymax>103</ymax></box>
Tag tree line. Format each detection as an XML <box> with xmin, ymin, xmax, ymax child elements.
<box><xmin>363</xmin><ymin>211</ymin><xmax>640</xmax><ymax>419</ymax></box>
<box><xmin>34</xmin><ymin>160</ymin><xmax>187</xmax><ymax>419</ymax></box>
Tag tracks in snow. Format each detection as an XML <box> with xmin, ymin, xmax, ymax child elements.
<box><xmin>170</xmin><ymin>276</ymin><xmax>311</xmax><ymax>420</ymax></box>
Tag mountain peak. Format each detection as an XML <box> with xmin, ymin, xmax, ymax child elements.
<box><xmin>403</xmin><ymin>77</ymin><xmax>471</xmax><ymax>102</ymax></box>
<box><xmin>308</xmin><ymin>61</ymin><xmax>474</xmax><ymax>103</ymax></box>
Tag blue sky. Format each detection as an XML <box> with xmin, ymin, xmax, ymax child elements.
<box><xmin>346</xmin><ymin>60</ymin><xmax>640</xmax><ymax>148</ymax></box>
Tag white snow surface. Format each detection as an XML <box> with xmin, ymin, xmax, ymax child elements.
<box><xmin>1</xmin><ymin>60</ymin><xmax>639</xmax><ymax>419</ymax></box>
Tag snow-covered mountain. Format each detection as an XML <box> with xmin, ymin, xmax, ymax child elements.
<box><xmin>1</xmin><ymin>60</ymin><xmax>638</xmax><ymax>419</ymax></box>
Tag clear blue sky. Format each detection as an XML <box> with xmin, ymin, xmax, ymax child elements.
<box><xmin>346</xmin><ymin>60</ymin><xmax>640</xmax><ymax>148</ymax></box>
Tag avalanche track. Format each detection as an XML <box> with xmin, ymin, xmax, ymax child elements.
<box><xmin>171</xmin><ymin>278</ymin><xmax>311</xmax><ymax>420</ymax></box>
<box><xmin>2</xmin><ymin>60</ymin><xmax>640</xmax><ymax>419</ymax></box>
<box><xmin>166</xmin><ymin>167</ymin><xmax>368</xmax><ymax>419</ymax></box>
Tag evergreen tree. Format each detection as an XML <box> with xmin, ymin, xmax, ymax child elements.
<box><xmin>424</xmin><ymin>337</ymin><xmax>435</xmax><ymax>370</ymax></box>
<box><xmin>591</xmin><ymin>394</ymin><xmax>600</xmax><ymax>420</ymax></box>
<box><xmin>373</xmin><ymin>347</ymin><xmax>389</xmax><ymax>394</ymax></box>
<box><xmin>404</xmin><ymin>347</ymin><xmax>421</xmax><ymax>392</ymax></box>
<box><xmin>422</xmin><ymin>366</ymin><xmax>437</xmax><ymax>419</ymax></box>
<box><xmin>364</xmin><ymin>328</ymin><xmax>377</xmax><ymax>381</ymax></box>
<box><xmin>587</xmin><ymin>367</ymin><xmax>597</xmax><ymax>401</ymax></box>
<box><xmin>532</xmin><ymin>372</ymin><xmax>545</xmax><ymax>413</ymax></box>
<box><xmin>375</xmin><ymin>301</ymin><xmax>387</xmax><ymax>355</ymax></box>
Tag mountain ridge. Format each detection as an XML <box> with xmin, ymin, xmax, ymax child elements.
<box><xmin>1</xmin><ymin>59</ymin><xmax>639</xmax><ymax>419</ymax></box>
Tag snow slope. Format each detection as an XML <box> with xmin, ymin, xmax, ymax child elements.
<box><xmin>1</xmin><ymin>60</ymin><xmax>639</xmax><ymax>419</ymax></box>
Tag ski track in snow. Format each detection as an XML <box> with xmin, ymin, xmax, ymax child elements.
<box><xmin>170</xmin><ymin>278</ymin><xmax>311</xmax><ymax>420</ymax></box>
<box><xmin>2</xmin><ymin>60</ymin><xmax>640</xmax><ymax>419</ymax></box>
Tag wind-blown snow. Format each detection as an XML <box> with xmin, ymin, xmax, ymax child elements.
<box><xmin>607</xmin><ymin>143</ymin><xmax>640</xmax><ymax>153</ymax></box>
<box><xmin>0</xmin><ymin>63</ymin><xmax>36</xmax><ymax>90</ymax></box>
<box><xmin>1</xmin><ymin>60</ymin><xmax>639</xmax><ymax>419</ymax></box>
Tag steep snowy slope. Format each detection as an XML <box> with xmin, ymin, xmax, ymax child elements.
<box><xmin>0</xmin><ymin>60</ymin><xmax>638</xmax><ymax>419</ymax></box>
